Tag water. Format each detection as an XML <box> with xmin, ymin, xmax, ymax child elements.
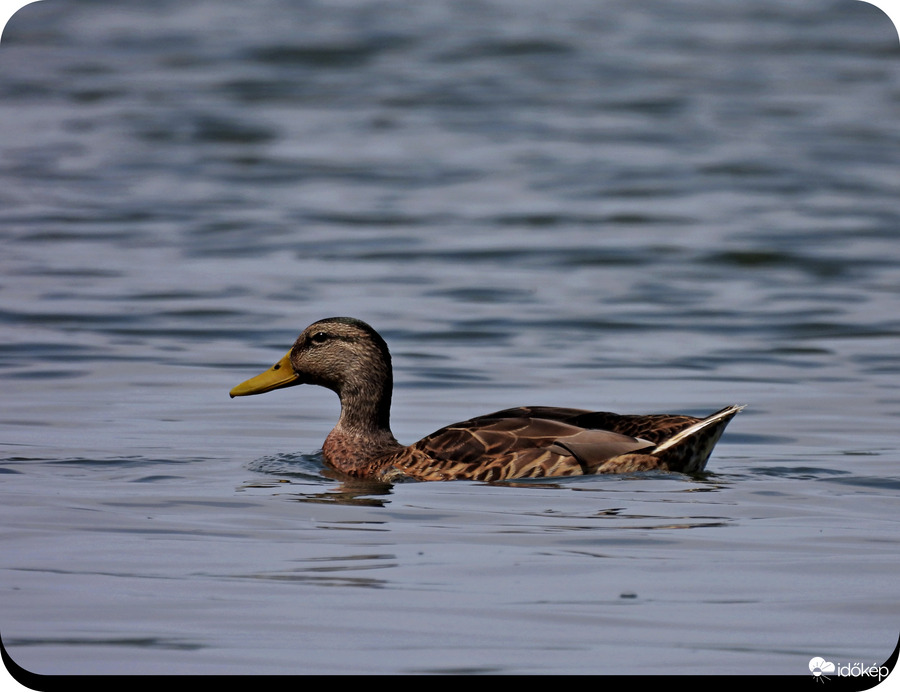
<box><xmin>1</xmin><ymin>0</ymin><xmax>899</xmax><ymax>678</ymax></box>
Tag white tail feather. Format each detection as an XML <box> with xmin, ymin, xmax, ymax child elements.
<box><xmin>651</xmin><ymin>404</ymin><xmax>746</xmax><ymax>455</ymax></box>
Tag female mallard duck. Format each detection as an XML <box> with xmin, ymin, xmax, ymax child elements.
<box><xmin>230</xmin><ymin>317</ymin><xmax>743</xmax><ymax>482</ymax></box>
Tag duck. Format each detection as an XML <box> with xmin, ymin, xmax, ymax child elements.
<box><xmin>230</xmin><ymin>317</ymin><xmax>744</xmax><ymax>482</ymax></box>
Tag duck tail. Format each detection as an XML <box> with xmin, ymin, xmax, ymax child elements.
<box><xmin>647</xmin><ymin>404</ymin><xmax>745</xmax><ymax>473</ymax></box>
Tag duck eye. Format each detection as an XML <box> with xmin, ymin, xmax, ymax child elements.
<box><xmin>310</xmin><ymin>331</ymin><xmax>329</xmax><ymax>344</ymax></box>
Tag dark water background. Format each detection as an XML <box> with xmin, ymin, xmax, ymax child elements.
<box><xmin>1</xmin><ymin>0</ymin><xmax>899</xmax><ymax>677</ymax></box>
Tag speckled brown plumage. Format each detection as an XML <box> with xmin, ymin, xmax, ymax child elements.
<box><xmin>230</xmin><ymin>317</ymin><xmax>744</xmax><ymax>482</ymax></box>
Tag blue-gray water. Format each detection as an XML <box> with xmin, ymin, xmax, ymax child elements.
<box><xmin>1</xmin><ymin>0</ymin><xmax>899</xmax><ymax>678</ymax></box>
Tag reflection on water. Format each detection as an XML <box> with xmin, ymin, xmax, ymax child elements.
<box><xmin>243</xmin><ymin>451</ymin><xmax>397</xmax><ymax>506</ymax></box>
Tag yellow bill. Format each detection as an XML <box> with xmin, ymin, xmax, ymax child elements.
<box><xmin>229</xmin><ymin>351</ymin><xmax>300</xmax><ymax>398</ymax></box>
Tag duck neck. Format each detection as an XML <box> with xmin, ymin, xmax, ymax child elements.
<box><xmin>336</xmin><ymin>377</ymin><xmax>393</xmax><ymax>437</ymax></box>
<box><xmin>323</xmin><ymin>367</ymin><xmax>400</xmax><ymax>469</ymax></box>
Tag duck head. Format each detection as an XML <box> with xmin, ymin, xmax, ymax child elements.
<box><xmin>229</xmin><ymin>317</ymin><xmax>393</xmax><ymax>409</ymax></box>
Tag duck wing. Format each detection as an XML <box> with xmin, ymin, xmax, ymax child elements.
<box><xmin>486</xmin><ymin>406</ymin><xmax>706</xmax><ymax>445</ymax></box>
<box><xmin>397</xmin><ymin>410</ymin><xmax>653</xmax><ymax>481</ymax></box>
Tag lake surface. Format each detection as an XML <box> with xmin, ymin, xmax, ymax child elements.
<box><xmin>1</xmin><ymin>0</ymin><xmax>899</xmax><ymax>679</ymax></box>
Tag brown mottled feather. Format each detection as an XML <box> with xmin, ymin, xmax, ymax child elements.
<box><xmin>230</xmin><ymin>318</ymin><xmax>744</xmax><ymax>482</ymax></box>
